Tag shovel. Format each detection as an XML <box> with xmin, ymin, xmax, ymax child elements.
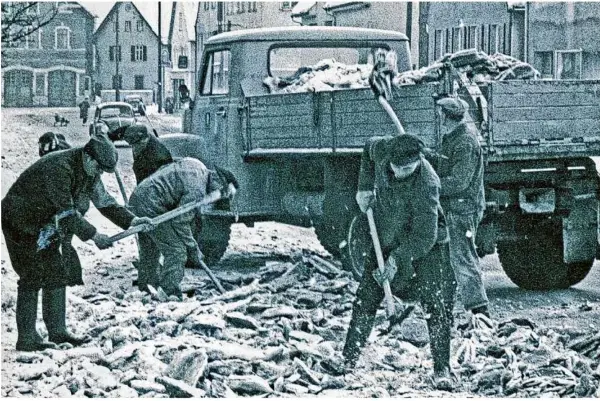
<box><xmin>366</xmin><ymin>208</ymin><xmax>396</xmax><ymax>318</ymax></box>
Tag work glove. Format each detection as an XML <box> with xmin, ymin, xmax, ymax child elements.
<box><xmin>130</xmin><ymin>216</ymin><xmax>155</xmax><ymax>233</ymax></box>
<box><xmin>356</xmin><ymin>190</ymin><xmax>375</xmax><ymax>214</ymax></box>
<box><xmin>372</xmin><ymin>254</ymin><xmax>398</xmax><ymax>287</ymax></box>
<box><xmin>92</xmin><ymin>233</ymin><xmax>113</xmax><ymax>250</ymax></box>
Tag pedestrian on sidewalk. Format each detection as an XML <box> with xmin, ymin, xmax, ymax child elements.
<box><xmin>344</xmin><ymin>134</ymin><xmax>456</xmax><ymax>390</ymax></box>
<box><xmin>1</xmin><ymin>135</ymin><xmax>153</xmax><ymax>351</ymax></box>
<box><xmin>128</xmin><ymin>158</ymin><xmax>238</xmax><ymax>299</ymax></box>
<box><xmin>78</xmin><ymin>97</ymin><xmax>91</xmax><ymax>126</ymax></box>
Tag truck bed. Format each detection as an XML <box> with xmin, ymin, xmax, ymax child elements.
<box><xmin>243</xmin><ymin>79</ymin><xmax>600</xmax><ymax>162</ymax></box>
<box><xmin>244</xmin><ymin>84</ymin><xmax>440</xmax><ymax>157</ymax></box>
<box><xmin>486</xmin><ymin>80</ymin><xmax>600</xmax><ymax>162</ymax></box>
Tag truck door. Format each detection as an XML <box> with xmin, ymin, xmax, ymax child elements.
<box><xmin>196</xmin><ymin>49</ymin><xmax>231</xmax><ymax>168</ymax></box>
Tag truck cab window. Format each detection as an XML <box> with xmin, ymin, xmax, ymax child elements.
<box><xmin>201</xmin><ymin>50</ymin><xmax>231</xmax><ymax>95</ymax></box>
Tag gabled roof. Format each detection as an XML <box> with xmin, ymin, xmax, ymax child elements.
<box><xmin>168</xmin><ymin>2</ymin><xmax>198</xmax><ymax>44</ymax></box>
<box><xmin>91</xmin><ymin>1</ymin><xmax>171</xmax><ymax>43</ymax></box>
<box><xmin>291</xmin><ymin>1</ymin><xmax>317</xmax><ymax>17</ymax></box>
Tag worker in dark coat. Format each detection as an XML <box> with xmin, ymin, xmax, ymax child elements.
<box><xmin>38</xmin><ymin>132</ymin><xmax>71</xmax><ymax>157</ymax></box>
<box><xmin>128</xmin><ymin>158</ymin><xmax>238</xmax><ymax>299</ymax></box>
<box><xmin>1</xmin><ymin>136</ymin><xmax>152</xmax><ymax>351</ymax></box>
<box><xmin>346</xmin><ymin>134</ymin><xmax>456</xmax><ymax>390</ymax></box>
<box><xmin>123</xmin><ymin>124</ymin><xmax>173</xmax><ymax>184</ymax></box>
<box><xmin>78</xmin><ymin>97</ymin><xmax>91</xmax><ymax>126</ymax></box>
<box><xmin>436</xmin><ymin>97</ymin><xmax>488</xmax><ymax>317</ymax></box>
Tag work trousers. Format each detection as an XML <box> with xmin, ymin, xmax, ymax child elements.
<box><xmin>343</xmin><ymin>242</ymin><xmax>456</xmax><ymax>373</ymax></box>
<box><xmin>446</xmin><ymin>211</ymin><xmax>488</xmax><ymax>311</ymax></box>
<box><xmin>137</xmin><ymin>220</ymin><xmax>188</xmax><ymax>298</ymax></box>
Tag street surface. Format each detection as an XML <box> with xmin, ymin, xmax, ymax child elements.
<box><xmin>1</xmin><ymin>107</ymin><xmax>599</xmax><ymax>397</ymax></box>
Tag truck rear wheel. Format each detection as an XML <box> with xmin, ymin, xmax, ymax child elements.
<box><xmin>197</xmin><ymin>216</ymin><xmax>232</xmax><ymax>266</ymax></box>
<box><xmin>497</xmin><ymin>228</ymin><xmax>594</xmax><ymax>290</ymax></box>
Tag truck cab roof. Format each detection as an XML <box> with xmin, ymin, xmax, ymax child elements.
<box><xmin>205</xmin><ymin>26</ymin><xmax>409</xmax><ymax>46</ymax></box>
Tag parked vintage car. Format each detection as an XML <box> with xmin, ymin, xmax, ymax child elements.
<box><xmin>124</xmin><ymin>94</ymin><xmax>146</xmax><ymax>116</ymax></box>
<box><xmin>89</xmin><ymin>102</ymin><xmax>136</xmax><ymax>141</ymax></box>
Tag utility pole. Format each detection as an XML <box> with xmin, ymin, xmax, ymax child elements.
<box><xmin>157</xmin><ymin>1</ymin><xmax>162</xmax><ymax>113</ymax></box>
<box><xmin>217</xmin><ymin>2</ymin><xmax>224</xmax><ymax>33</ymax></box>
<box><xmin>115</xmin><ymin>4</ymin><xmax>120</xmax><ymax>101</ymax></box>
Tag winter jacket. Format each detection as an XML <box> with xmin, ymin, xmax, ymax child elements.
<box><xmin>437</xmin><ymin>122</ymin><xmax>485</xmax><ymax>215</ymax></box>
<box><xmin>79</xmin><ymin>100</ymin><xmax>91</xmax><ymax>118</ymax></box>
<box><xmin>357</xmin><ymin>136</ymin><xmax>448</xmax><ymax>263</ymax></box>
<box><xmin>128</xmin><ymin>158</ymin><xmax>223</xmax><ymax>249</ymax></box>
<box><xmin>1</xmin><ymin>148</ymin><xmax>135</xmax><ymax>289</ymax></box>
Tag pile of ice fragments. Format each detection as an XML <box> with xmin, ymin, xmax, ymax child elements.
<box><xmin>264</xmin><ymin>49</ymin><xmax>540</xmax><ymax>94</ymax></box>
<box><xmin>5</xmin><ymin>253</ymin><xmax>599</xmax><ymax>398</ymax></box>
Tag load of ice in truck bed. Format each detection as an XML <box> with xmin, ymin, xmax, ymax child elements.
<box><xmin>263</xmin><ymin>49</ymin><xmax>540</xmax><ymax>94</ymax></box>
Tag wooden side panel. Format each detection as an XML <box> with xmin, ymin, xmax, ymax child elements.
<box><xmin>489</xmin><ymin>80</ymin><xmax>600</xmax><ymax>144</ymax></box>
<box><xmin>246</xmin><ymin>84</ymin><xmax>439</xmax><ymax>151</ymax></box>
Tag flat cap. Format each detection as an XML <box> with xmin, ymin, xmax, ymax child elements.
<box><xmin>39</xmin><ymin>132</ymin><xmax>71</xmax><ymax>156</ymax></box>
<box><xmin>84</xmin><ymin>135</ymin><xmax>118</xmax><ymax>173</ymax></box>
<box><xmin>387</xmin><ymin>134</ymin><xmax>424</xmax><ymax>166</ymax></box>
<box><xmin>436</xmin><ymin>97</ymin><xmax>469</xmax><ymax>118</ymax></box>
<box><xmin>123</xmin><ymin>124</ymin><xmax>150</xmax><ymax>145</ymax></box>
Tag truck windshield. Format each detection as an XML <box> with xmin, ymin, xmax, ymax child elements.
<box><xmin>269</xmin><ymin>47</ymin><xmax>376</xmax><ymax>78</ymax></box>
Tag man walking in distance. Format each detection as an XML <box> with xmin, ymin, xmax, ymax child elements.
<box><xmin>79</xmin><ymin>96</ymin><xmax>91</xmax><ymax>126</ymax></box>
<box><xmin>345</xmin><ymin>134</ymin><xmax>456</xmax><ymax>390</ymax></box>
<box><xmin>1</xmin><ymin>136</ymin><xmax>153</xmax><ymax>351</ymax></box>
<box><xmin>128</xmin><ymin>158</ymin><xmax>239</xmax><ymax>299</ymax></box>
<box><xmin>436</xmin><ymin>97</ymin><xmax>489</xmax><ymax>317</ymax></box>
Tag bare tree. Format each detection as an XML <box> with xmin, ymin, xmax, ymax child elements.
<box><xmin>1</xmin><ymin>2</ymin><xmax>58</xmax><ymax>51</ymax></box>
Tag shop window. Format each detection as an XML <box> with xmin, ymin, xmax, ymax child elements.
<box><xmin>534</xmin><ymin>51</ymin><xmax>553</xmax><ymax>78</ymax></box>
<box><xmin>555</xmin><ymin>50</ymin><xmax>582</xmax><ymax>80</ymax></box>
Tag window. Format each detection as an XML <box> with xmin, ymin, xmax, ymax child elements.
<box><xmin>109</xmin><ymin>45</ymin><xmax>122</xmax><ymax>62</ymax></box>
<box><xmin>452</xmin><ymin>27</ymin><xmax>461</xmax><ymax>52</ymax></box>
<box><xmin>204</xmin><ymin>2</ymin><xmax>209</xmax><ymax>11</ymax></box>
<box><xmin>481</xmin><ymin>25</ymin><xmax>487</xmax><ymax>53</ymax></box>
<box><xmin>112</xmin><ymin>74</ymin><xmax>122</xmax><ymax>90</ymax></box>
<box><xmin>555</xmin><ymin>50</ymin><xmax>582</xmax><ymax>80</ymax></box>
<box><xmin>55</xmin><ymin>26</ymin><xmax>70</xmax><ymax>49</ymax></box>
<box><xmin>488</xmin><ymin>24</ymin><xmax>499</xmax><ymax>54</ymax></box>
<box><xmin>211</xmin><ymin>2</ymin><xmax>216</xmax><ymax>9</ymax></box>
<box><xmin>35</xmin><ymin>73</ymin><xmax>45</xmax><ymax>95</ymax></box>
<box><xmin>582</xmin><ymin>52</ymin><xmax>600</xmax><ymax>80</ymax></box>
<box><xmin>466</xmin><ymin>26</ymin><xmax>477</xmax><ymax>50</ymax></box>
<box><xmin>113</xmin><ymin>21</ymin><xmax>119</xmax><ymax>32</ymax></box>
<box><xmin>131</xmin><ymin>45</ymin><xmax>147</xmax><ymax>61</ymax></box>
<box><xmin>433</xmin><ymin>29</ymin><xmax>443</xmax><ymax>61</ymax></box>
<box><xmin>201</xmin><ymin>50</ymin><xmax>231</xmax><ymax>95</ymax></box>
<box><xmin>124</xmin><ymin>21</ymin><xmax>131</xmax><ymax>32</ymax></box>
<box><xmin>252</xmin><ymin>2</ymin><xmax>257</xmax><ymax>11</ymax></box>
<box><xmin>27</xmin><ymin>29</ymin><xmax>39</xmax><ymax>49</ymax></box>
<box><xmin>178</xmin><ymin>55</ymin><xmax>189</xmax><ymax>69</ymax></box>
<box><xmin>25</xmin><ymin>2</ymin><xmax>38</xmax><ymax>15</ymax></box>
<box><xmin>179</xmin><ymin>12</ymin><xmax>184</xmax><ymax>31</ymax></box>
<box><xmin>280</xmin><ymin>2</ymin><xmax>298</xmax><ymax>11</ymax></box>
<box><xmin>134</xmin><ymin>75</ymin><xmax>144</xmax><ymax>89</ymax></box>
<box><xmin>240</xmin><ymin>2</ymin><xmax>245</xmax><ymax>12</ymax></box>
<box><xmin>136</xmin><ymin>20</ymin><xmax>144</xmax><ymax>32</ymax></box>
<box><xmin>56</xmin><ymin>1</ymin><xmax>71</xmax><ymax>13</ymax></box>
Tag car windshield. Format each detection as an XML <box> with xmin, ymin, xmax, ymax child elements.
<box><xmin>100</xmin><ymin>106</ymin><xmax>133</xmax><ymax>118</ymax></box>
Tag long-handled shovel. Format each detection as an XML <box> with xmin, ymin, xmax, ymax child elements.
<box><xmin>365</xmin><ymin>208</ymin><xmax>396</xmax><ymax>318</ymax></box>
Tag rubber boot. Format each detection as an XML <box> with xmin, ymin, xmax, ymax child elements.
<box><xmin>342</xmin><ymin>310</ymin><xmax>377</xmax><ymax>369</ymax></box>
<box><xmin>15</xmin><ymin>288</ymin><xmax>57</xmax><ymax>352</ymax></box>
<box><xmin>42</xmin><ymin>287</ymin><xmax>91</xmax><ymax>346</ymax></box>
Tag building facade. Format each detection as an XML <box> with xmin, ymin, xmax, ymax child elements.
<box><xmin>421</xmin><ymin>2</ymin><xmax>600</xmax><ymax>79</ymax></box>
<box><xmin>93</xmin><ymin>1</ymin><xmax>164</xmax><ymax>103</ymax></box>
<box><xmin>166</xmin><ymin>1</ymin><xmax>198</xmax><ymax>109</ymax></box>
<box><xmin>2</xmin><ymin>1</ymin><xmax>94</xmax><ymax>107</ymax></box>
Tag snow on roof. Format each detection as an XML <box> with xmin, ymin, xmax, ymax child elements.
<box><xmin>291</xmin><ymin>1</ymin><xmax>316</xmax><ymax>17</ymax></box>
<box><xmin>323</xmin><ymin>1</ymin><xmax>366</xmax><ymax>10</ymax></box>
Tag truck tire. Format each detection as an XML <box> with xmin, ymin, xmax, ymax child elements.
<box><xmin>497</xmin><ymin>228</ymin><xmax>594</xmax><ymax>290</ymax></box>
<box><xmin>197</xmin><ymin>216</ymin><xmax>232</xmax><ymax>266</ymax></box>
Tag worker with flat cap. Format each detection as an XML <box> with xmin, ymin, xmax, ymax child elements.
<box><xmin>436</xmin><ymin>97</ymin><xmax>488</xmax><ymax>317</ymax></box>
<box><xmin>38</xmin><ymin>132</ymin><xmax>71</xmax><ymax>157</ymax></box>
<box><xmin>344</xmin><ymin>134</ymin><xmax>457</xmax><ymax>390</ymax></box>
<box><xmin>123</xmin><ymin>123</ymin><xmax>173</xmax><ymax>184</ymax></box>
<box><xmin>1</xmin><ymin>135</ymin><xmax>153</xmax><ymax>351</ymax></box>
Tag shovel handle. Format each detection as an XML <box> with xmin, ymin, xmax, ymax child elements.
<box><xmin>366</xmin><ymin>208</ymin><xmax>396</xmax><ymax>317</ymax></box>
<box><xmin>107</xmin><ymin>198</ymin><xmax>215</xmax><ymax>244</ymax></box>
<box><xmin>378</xmin><ymin>96</ymin><xmax>406</xmax><ymax>136</ymax></box>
